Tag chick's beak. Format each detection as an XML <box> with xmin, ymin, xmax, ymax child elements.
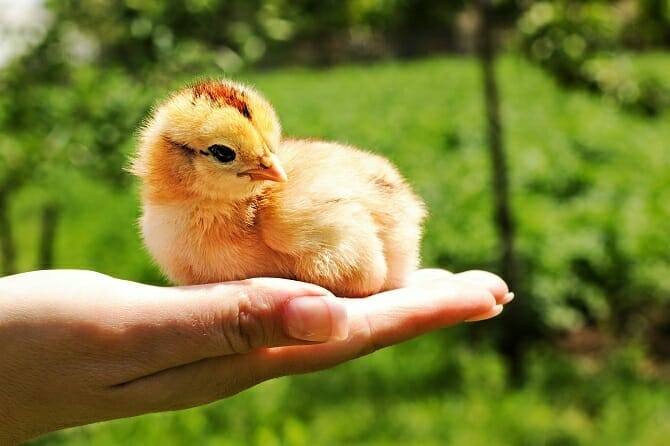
<box><xmin>239</xmin><ymin>152</ymin><xmax>288</xmax><ymax>182</ymax></box>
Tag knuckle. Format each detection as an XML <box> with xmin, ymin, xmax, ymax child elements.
<box><xmin>468</xmin><ymin>286</ymin><xmax>497</xmax><ymax>312</ymax></box>
<box><xmin>442</xmin><ymin>280</ymin><xmax>496</xmax><ymax>313</ymax></box>
<box><xmin>356</xmin><ymin>337</ymin><xmax>379</xmax><ymax>358</ymax></box>
<box><xmin>217</xmin><ymin>288</ymin><xmax>274</xmax><ymax>354</ymax></box>
<box><xmin>355</xmin><ymin>314</ymin><xmax>382</xmax><ymax>358</ymax></box>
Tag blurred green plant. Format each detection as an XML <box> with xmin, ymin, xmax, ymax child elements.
<box><xmin>40</xmin><ymin>0</ymin><xmax>474</xmax><ymax>71</ymax></box>
<box><xmin>621</xmin><ymin>0</ymin><xmax>670</xmax><ymax>48</ymax></box>
<box><xmin>518</xmin><ymin>1</ymin><xmax>670</xmax><ymax>115</ymax></box>
<box><xmin>5</xmin><ymin>54</ymin><xmax>669</xmax><ymax>348</ymax></box>
<box><xmin>1</xmin><ymin>0</ymin><xmax>669</xmax><ymax>356</ymax></box>
<box><xmin>33</xmin><ymin>338</ymin><xmax>670</xmax><ymax>445</ymax></box>
<box><xmin>583</xmin><ymin>55</ymin><xmax>670</xmax><ymax>114</ymax></box>
<box><xmin>1</xmin><ymin>2</ymin><xmax>669</xmax><ymax>443</ymax></box>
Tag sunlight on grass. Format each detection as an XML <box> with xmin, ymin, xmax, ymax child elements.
<box><xmin>25</xmin><ymin>54</ymin><xmax>670</xmax><ymax>445</ymax></box>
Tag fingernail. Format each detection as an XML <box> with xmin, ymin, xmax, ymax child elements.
<box><xmin>465</xmin><ymin>304</ymin><xmax>504</xmax><ymax>322</ymax></box>
<box><xmin>284</xmin><ymin>297</ymin><xmax>348</xmax><ymax>342</ymax></box>
<box><xmin>501</xmin><ymin>292</ymin><xmax>515</xmax><ymax>305</ymax></box>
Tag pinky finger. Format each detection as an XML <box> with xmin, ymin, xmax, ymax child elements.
<box><xmin>105</xmin><ymin>354</ymin><xmax>271</xmax><ymax>417</ymax></box>
<box><xmin>465</xmin><ymin>304</ymin><xmax>504</xmax><ymax>322</ymax></box>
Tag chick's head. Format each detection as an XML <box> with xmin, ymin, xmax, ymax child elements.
<box><xmin>135</xmin><ymin>79</ymin><xmax>286</xmax><ymax>202</ymax></box>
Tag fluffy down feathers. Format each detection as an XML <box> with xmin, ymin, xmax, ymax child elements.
<box><xmin>132</xmin><ymin>80</ymin><xmax>426</xmax><ymax>297</ymax></box>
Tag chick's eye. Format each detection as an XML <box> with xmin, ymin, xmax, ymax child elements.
<box><xmin>208</xmin><ymin>145</ymin><xmax>236</xmax><ymax>163</ymax></box>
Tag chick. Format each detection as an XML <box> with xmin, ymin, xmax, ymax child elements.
<box><xmin>131</xmin><ymin>80</ymin><xmax>426</xmax><ymax>297</ymax></box>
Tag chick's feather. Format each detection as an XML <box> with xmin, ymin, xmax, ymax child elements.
<box><xmin>259</xmin><ymin>139</ymin><xmax>425</xmax><ymax>297</ymax></box>
<box><xmin>133</xmin><ymin>80</ymin><xmax>426</xmax><ymax>297</ymax></box>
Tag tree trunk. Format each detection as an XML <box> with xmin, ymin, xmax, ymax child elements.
<box><xmin>38</xmin><ymin>202</ymin><xmax>59</xmax><ymax>269</ymax></box>
<box><xmin>476</xmin><ymin>0</ymin><xmax>535</xmax><ymax>379</ymax></box>
<box><xmin>477</xmin><ymin>0</ymin><xmax>517</xmax><ymax>294</ymax></box>
<box><xmin>0</xmin><ymin>193</ymin><xmax>17</xmax><ymax>276</ymax></box>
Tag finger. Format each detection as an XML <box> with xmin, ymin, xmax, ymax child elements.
<box><xmin>343</xmin><ymin>277</ymin><xmax>498</xmax><ymax>349</ymax></box>
<box><xmin>261</xmin><ymin>278</ymin><xmax>498</xmax><ymax>376</ymax></box>
<box><xmin>501</xmin><ymin>292</ymin><xmax>515</xmax><ymax>305</ymax></box>
<box><xmin>406</xmin><ymin>268</ymin><xmax>453</xmax><ymax>286</ymax></box>
<box><xmin>407</xmin><ymin>269</ymin><xmax>510</xmax><ymax>305</ymax></box>
<box><xmin>106</xmin><ymin>278</ymin><xmax>498</xmax><ymax>413</ymax></box>
<box><xmin>106</xmin><ymin>354</ymin><xmax>266</xmax><ymax>416</ymax></box>
<box><xmin>106</xmin><ymin>278</ymin><xmax>347</xmax><ymax>383</ymax></box>
<box><xmin>451</xmin><ymin>270</ymin><xmax>510</xmax><ymax>304</ymax></box>
<box><xmin>466</xmin><ymin>304</ymin><xmax>504</xmax><ymax>322</ymax></box>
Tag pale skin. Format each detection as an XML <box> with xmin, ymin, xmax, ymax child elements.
<box><xmin>0</xmin><ymin>268</ymin><xmax>513</xmax><ymax>444</ymax></box>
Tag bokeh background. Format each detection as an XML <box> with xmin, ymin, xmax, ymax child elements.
<box><xmin>1</xmin><ymin>0</ymin><xmax>669</xmax><ymax>444</ymax></box>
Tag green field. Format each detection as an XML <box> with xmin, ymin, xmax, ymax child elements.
<box><xmin>20</xmin><ymin>55</ymin><xmax>670</xmax><ymax>445</ymax></box>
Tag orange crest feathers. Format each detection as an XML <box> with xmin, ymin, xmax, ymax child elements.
<box><xmin>191</xmin><ymin>81</ymin><xmax>252</xmax><ymax>120</ymax></box>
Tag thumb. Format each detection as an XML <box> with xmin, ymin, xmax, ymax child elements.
<box><xmin>116</xmin><ymin>278</ymin><xmax>349</xmax><ymax>373</ymax></box>
<box><xmin>213</xmin><ymin>278</ymin><xmax>349</xmax><ymax>350</ymax></box>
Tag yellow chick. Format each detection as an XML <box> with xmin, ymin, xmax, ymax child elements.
<box><xmin>131</xmin><ymin>80</ymin><xmax>426</xmax><ymax>297</ymax></box>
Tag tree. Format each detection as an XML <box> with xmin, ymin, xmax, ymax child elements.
<box><xmin>475</xmin><ymin>0</ymin><xmax>542</xmax><ymax>377</ymax></box>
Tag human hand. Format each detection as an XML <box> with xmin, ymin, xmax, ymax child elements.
<box><xmin>0</xmin><ymin>268</ymin><xmax>511</xmax><ymax>444</ymax></box>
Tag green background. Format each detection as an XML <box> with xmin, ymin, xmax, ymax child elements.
<box><xmin>1</xmin><ymin>1</ymin><xmax>669</xmax><ymax>444</ymax></box>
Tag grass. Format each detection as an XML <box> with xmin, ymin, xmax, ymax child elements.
<box><xmin>12</xmin><ymin>53</ymin><xmax>670</xmax><ymax>444</ymax></box>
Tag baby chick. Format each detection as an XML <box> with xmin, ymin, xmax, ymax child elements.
<box><xmin>131</xmin><ymin>80</ymin><xmax>426</xmax><ymax>297</ymax></box>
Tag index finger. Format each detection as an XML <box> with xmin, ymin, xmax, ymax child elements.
<box><xmin>258</xmin><ymin>277</ymin><xmax>498</xmax><ymax>376</ymax></box>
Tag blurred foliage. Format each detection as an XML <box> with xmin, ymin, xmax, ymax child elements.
<box><xmin>583</xmin><ymin>54</ymin><xmax>670</xmax><ymax>114</ymax></box>
<box><xmin>5</xmin><ymin>54</ymin><xmax>670</xmax><ymax>351</ymax></box>
<box><xmin>621</xmin><ymin>0</ymin><xmax>670</xmax><ymax>48</ymax></box>
<box><xmin>1</xmin><ymin>1</ymin><xmax>670</xmax><ymax>443</ymax></box>
<box><xmin>34</xmin><ymin>335</ymin><xmax>670</xmax><ymax>444</ymax></box>
<box><xmin>518</xmin><ymin>1</ymin><xmax>670</xmax><ymax>114</ymax></box>
<box><xmin>518</xmin><ymin>1</ymin><xmax>621</xmax><ymax>83</ymax></box>
<box><xmin>42</xmin><ymin>0</ymin><xmax>473</xmax><ymax>70</ymax></box>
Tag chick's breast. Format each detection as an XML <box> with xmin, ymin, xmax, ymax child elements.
<box><xmin>259</xmin><ymin>139</ymin><xmax>426</xmax><ymax>297</ymax></box>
